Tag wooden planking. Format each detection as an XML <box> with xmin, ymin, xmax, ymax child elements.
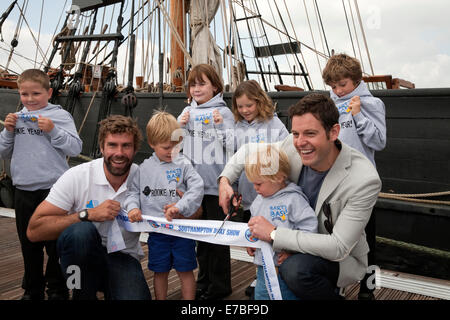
<box><xmin>0</xmin><ymin>216</ymin><xmax>442</xmax><ymax>301</ymax></box>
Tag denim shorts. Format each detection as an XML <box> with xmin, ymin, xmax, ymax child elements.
<box><xmin>147</xmin><ymin>232</ymin><xmax>197</xmax><ymax>273</ymax></box>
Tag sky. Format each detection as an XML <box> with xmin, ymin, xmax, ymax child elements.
<box><xmin>1</xmin><ymin>0</ymin><xmax>449</xmax><ymax>90</ymax></box>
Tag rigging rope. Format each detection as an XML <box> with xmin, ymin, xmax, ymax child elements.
<box><xmin>313</xmin><ymin>0</ymin><xmax>330</xmax><ymax>57</ymax></box>
<box><xmin>281</xmin><ymin>0</ymin><xmax>310</xmax><ymax>90</ymax></box>
<box><xmin>379</xmin><ymin>191</ymin><xmax>450</xmax><ymax>206</ymax></box>
<box><xmin>220</xmin><ymin>0</ymin><xmax>233</xmax><ymax>88</ymax></box>
<box><xmin>303</xmin><ymin>0</ymin><xmax>324</xmax><ymax>89</ymax></box>
<box><xmin>34</xmin><ymin>0</ymin><xmax>44</xmax><ymax>69</ymax></box>
<box><xmin>376</xmin><ymin>236</ymin><xmax>450</xmax><ymax>259</ymax></box>
<box><xmin>39</xmin><ymin>0</ymin><xmax>68</xmax><ymax>69</ymax></box>
<box><xmin>354</xmin><ymin>0</ymin><xmax>375</xmax><ymax>76</ymax></box>
<box><xmin>5</xmin><ymin>0</ymin><xmax>27</xmax><ymax>72</ymax></box>
<box><xmin>342</xmin><ymin>0</ymin><xmax>357</xmax><ymax>58</ymax></box>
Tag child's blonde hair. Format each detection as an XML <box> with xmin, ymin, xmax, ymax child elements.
<box><xmin>17</xmin><ymin>69</ymin><xmax>51</xmax><ymax>90</ymax></box>
<box><xmin>232</xmin><ymin>80</ymin><xmax>275</xmax><ymax>122</ymax></box>
<box><xmin>322</xmin><ymin>53</ymin><xmax>362</xmax><ymax>85</ymax></box>
<box><xmin>146</xmin><ymin>110</ymin><xmax>182</xmax><ymax>146</ymax></box>
<box><xmin>245</xmin><ymin>145</ymin><xmax>290</xmax><ymax>183</ymax></box>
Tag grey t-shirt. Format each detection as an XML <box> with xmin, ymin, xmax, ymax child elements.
<box><xmin>297</xmin><ymin>166</ymin><xmax>329</xmax><ymax>209</ymax></box>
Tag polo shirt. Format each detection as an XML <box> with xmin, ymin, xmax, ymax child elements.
<box><xmin>46</xmin><ymin>158</ymin><xmax>143</xmax><ymax>260</ymax></box>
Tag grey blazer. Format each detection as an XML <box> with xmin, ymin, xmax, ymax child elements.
<box><xmin>220</xmin><ymin>134</ymin><xmax>381</xmax><ymax>287</ymax></box>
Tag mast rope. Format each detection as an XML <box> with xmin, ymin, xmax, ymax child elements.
<box><xmin>303</xmin><ymin>0</ymin><xmax>324</xmax><ymax>89</ymax></box>
<box><xmin>39</xmin><ymin>0</ymin><xmax>68</xmax><ymax>69</ymax></box>
<box><xmin>233</xmin><ymin>1</ymin><xmax>328</xmax><ymax>60</ymax></box>
<box><xmin>313</xmin><ymin>0</ymin><xmax>330</xmax><ymax>57</ymax></box>
<box><xmin>34</xmin><ymin>0</ymin><xmax>45</xmax><ymax>68</ymax></box>
<box><xmin>342</xmin><ymin>0</ymin><xmax>357</xmax><ymax>58</ymax></box>
<box><xmin>354</xmin><ymin>0</ymin><xmax>375</xmax><ymax>76</ymax></box>
<box><xmin>5</xmin><ymin>0</ymin><xmax>27</xmax><ymax>72</ymax></box>
<box><xmin>379</xmin><ymin>191</ymin><xmax>450</xmax><ymax>206</ymax></box>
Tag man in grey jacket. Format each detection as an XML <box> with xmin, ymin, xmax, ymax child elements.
<box><xmin>218</xmin><ymin>93</ymin><xmax>381</xmax><ymax>300</ymax></box>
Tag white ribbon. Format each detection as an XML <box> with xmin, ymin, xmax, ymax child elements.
<box><xmin>107</xmin><ymin>219</ymin><xmax>126</xmax><ymax>253</ymax></box>
<box><xmin>114</xmin><ymin>209</ymin><xmax>282</xmax><ymax>300</ymax></box>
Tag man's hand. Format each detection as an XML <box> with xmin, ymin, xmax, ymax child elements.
<box><xmin>128</xmin><ymin>208</ymin><xmax>142</xmax><ymax>223</ymax></box>
<box><xmin>218</xmin><ymin>177</ymin><xmax>234</xmax><ymax>214</ymax></box>
<box><xmin>248</xmin><ymin>216</ymin><xmax>275</xmax><ymax>242</ymax></box>
<box><xmin>349</xmin><ymin>96</ymin><xmax>361</xmax><ymax>116</ymax></box>
<box><xmin>4</xmin><ymin>113</ymin><xmax>18</xmax><ymax>132</ymax></box>
<box><xmin>38</xmin><ymin>115</ymin><xmax>55</xmax><ymax>133</ymax></box>
<box><xmin>88</xmin><ymin>199</ymin><xmax>121</xmax><ymax>222</ymax></box>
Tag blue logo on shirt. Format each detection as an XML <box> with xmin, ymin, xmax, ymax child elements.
<box><xmin>270</xmin><ymin>205</ymin><xmax>288</xmax><ymax>222</ymax></box>
<box><xmin>166</xmin><ymin>168</ymin><xmax>182</xmax><ymax>183</ymax></box>
<box><xmin>250</xmin><ymin>133</ymin><xmax>266</xmax><ymax>143</ymax></box>
<box><xmin>86</xmin><ymin>200</ymin><xmax>99</xmax><ymax>209</ymax></box>
<box><xmin>336</xmin><ymin>101</ymin><xmax>351</xmax><ymax>115</ymax></box>
<box><xmin>19</xmin><ymin>113</ymin><xmax>39</xmax><ymax>123</ymax></box>
<box><xmin>194</xmin><ymin>112</ymin><xmax>213</xmax><ymax>125</ymax></box>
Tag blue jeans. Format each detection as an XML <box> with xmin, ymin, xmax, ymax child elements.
<box><xmin>279</xmin><ymin>253</ymin><xmax>340</xmax><ymax>300</ymax></box>
<box><xmin>254</xmin><ymin>266</ymin><xmax>299</xmax><ymax>300</ymax></box>
<box><xmin>56</xmin><ymin>221</ymin><xmax>151</xmax><ymax>300</ymax></box>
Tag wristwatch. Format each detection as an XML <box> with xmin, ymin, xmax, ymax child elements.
<box><xmin>78</xmin><ymin>209</ymin><xmax>89</xmax><ymax>221</ymax></box>
<box><xmin>270</xmin><ymin>227</ymin><xmax>277</xmax><ymax>243</ymax></box>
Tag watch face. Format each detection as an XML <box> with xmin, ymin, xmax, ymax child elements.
<box><xmin>80</xmin><ymin>210</ymin><xmax>87</xmax><ymax>220</ymax></box>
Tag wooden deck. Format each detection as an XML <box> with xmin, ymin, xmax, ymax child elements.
<box><xmin>0</xmin><ymin>215</ymin><xmax>445</xmax><ymax>300</ymax></box>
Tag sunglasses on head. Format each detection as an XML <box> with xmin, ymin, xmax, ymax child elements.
<box><xmin>322</xmin><ymin>202</ymin><xmax>333</xmax><ymax>234</ymax></box>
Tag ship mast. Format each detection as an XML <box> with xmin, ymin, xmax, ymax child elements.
<box><xmin>169</xmin><ymin>0</ymin><xmax>185</xmax><ymax>90</ymax></box>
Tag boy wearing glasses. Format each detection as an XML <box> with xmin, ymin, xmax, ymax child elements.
<box><xmin>244</xmin><ymin>145</ymin><xmax>317</xmax><ymax>300</ymax></box>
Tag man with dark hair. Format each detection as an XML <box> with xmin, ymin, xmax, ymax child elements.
<box><xmin>27</xmin><ymin>115</ymin><xmax>151</xmax><ymax>300</ymax></box>
<box><xmin>219</xmin><ymin>93</ymin><xmax>381</xmax><ymax>299</ymax></box>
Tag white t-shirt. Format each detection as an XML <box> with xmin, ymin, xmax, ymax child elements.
<box><xmin>46</xmin><ymin>158</ymin><xmax>143</xmax><ymax>260</ymax></box>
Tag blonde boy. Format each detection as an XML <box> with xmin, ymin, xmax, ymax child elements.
<box><xmin>245</xmin><ymin>145</ymin><xmax>317</xmax><ymax>300</ymax></box>
<box><xmin>124</xmin><ymin>110</ymin><xmax>204</xmax><ymax>300</ymax></box>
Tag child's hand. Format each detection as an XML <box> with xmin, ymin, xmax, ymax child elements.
<box><xmin>128</xmin><ymin>208</ymin><xmax>143</xmax><ymax>222</ymax></box>
<box><xmin>277</xmin><ymin>250</ymin><xmax>292</xmax><ymax>265</ymax></box>
<box><xmin>165</xmin><ymin>206</ymin><xmax>180</xmax><ymax>221</ymax></box>
<box><xmin>349</xmin><ymin>96</ymin><xmax>361</xmax><ymax>116</ymax></box>
<box><xmin>38</xmin><ymin>115</ymin><xmax>55</xmax><ymax>132</ymax></box>
<box><xmin>4</xmin><ymin>113</ymin><xmax>18</xmax><ymax>132</ymax></box>
<box><xmin>212</xmin><ymin>109</ymin><xmax>223</xmax><ymax>124</ymax></box>
<box><xmin>246</xmin><ymin>247</ymin><xmax>256</xmax><ymax>256</ymax></box>
<box><xmin>179</xmin><ymin>111</ymin><xmax>190</xmax><ymax>126</ymax></box>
